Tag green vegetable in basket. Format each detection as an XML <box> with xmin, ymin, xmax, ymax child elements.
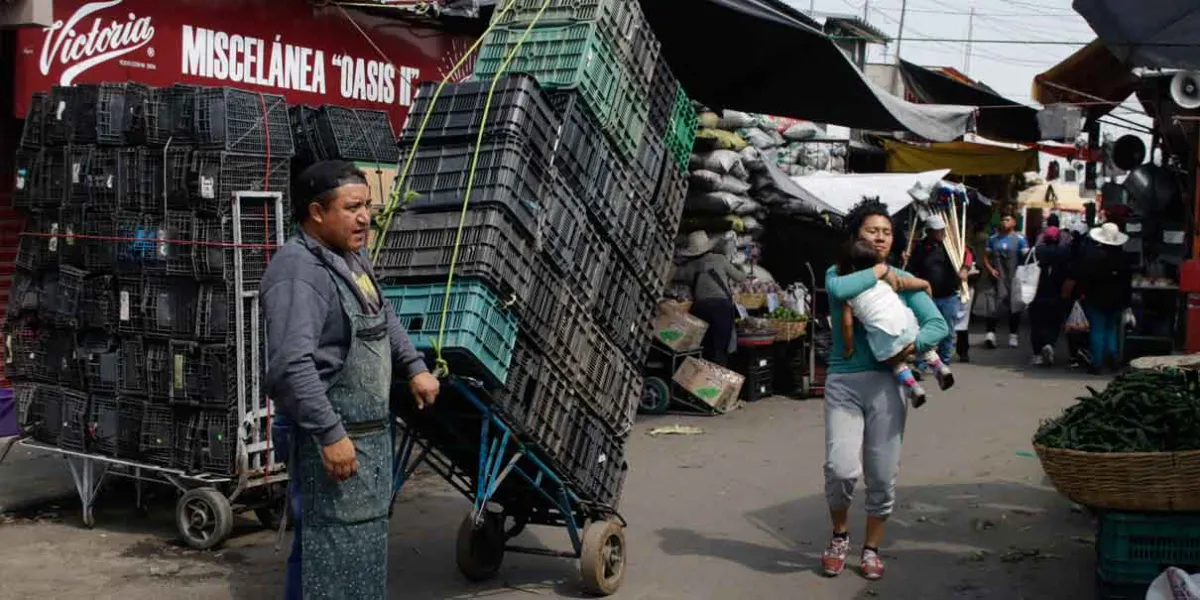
<box><xmin>767</xmin><ymin>307</ymin><xmax>805</xmax><ymax>321</ymax></box>
<box><xmin>1032</xmin><ymin>369</ymin><xmax>1200</xmax><ymax>453</ymax></box>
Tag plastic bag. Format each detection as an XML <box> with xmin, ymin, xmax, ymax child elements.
<box><xmin>689</xmin><ymin>170</ymin><xmax>751</xmax><ymax>195</ymax></box>
<box><xmin>685</xmin><ymin>191</ymin><xmax>754</xmax><ymax>215</ymax></box>
<box><xmin>689</xmin><ymin>150</ymin><xmax>747</xmax><ymax>178</ymax></box>
<box><xmin>783</xmin><ymin>122</ymin><xmax>821</xmax><ymax>141</ymax></box>
<box><xmin>1064</xmin><ymin>301</ymin><xmax>1089</xmax><ymax>332</ymax></box>
<box><xmin>1146</xmin><ymin>567</ymin><xmax>1200</xmax><ymax>600</ymax></box>
<box><xmin>741</xmin><ymin>128</ymin><xmax>779</xmax><ymax>150</ymax></box>
<box><xmin>739</xmin><ymin>147</ymin><xmax>766</xmax><ymax>172</ymax></box>
<box><xmin>717</xmin><ymin>110</ymin><xmax>754</xmax><ymax>130</ymax></box>
<box><xmin>695</xmin><ymin>128</ymin><xmax>748</xmax><ymax>151</ymax></box>
<box><xmin>1012</xmin><ymin>252</ymin><xmax>1040</xmax><ymax>313</ymax></box>
<box><xmin>698</xmin><ymin>111</ymin><xmax>720</xmax><ymax>129</ymax></box>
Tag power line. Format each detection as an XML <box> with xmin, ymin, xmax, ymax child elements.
<box><xmin>831</xmin><ymin>36</ymin><xmax>1118</xmax><ymax>45</ymax></box>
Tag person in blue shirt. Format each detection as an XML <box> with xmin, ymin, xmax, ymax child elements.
<box><xmin>819</xmin><ymin>198</ymin><xmax>948</xmax><ymax>582</ymax></box>
<box><xmin>977</xmin><ymin>213</ymin><xmax>1029</xmax><ymax>349</ymax></box>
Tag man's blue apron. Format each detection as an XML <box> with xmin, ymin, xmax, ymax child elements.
<box><xmin>284</xmin><ymin>256</ymin><xmax>394</xmax><ymax>599</ymax></box>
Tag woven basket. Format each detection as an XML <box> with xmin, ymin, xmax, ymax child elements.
<box><xmin>1034</xmin><ymin>444</ymin><xmax>1200</xmax><ymax>511</ymax></box>
<box><xmin>734</xmin><ymin>293</ymin><xmax>767</xmax><ymax>310</ymax></box>
<box><xmin>770</xmin><ymin>319</ymin><xmax>808</xmax><ymax>342</ymax></box>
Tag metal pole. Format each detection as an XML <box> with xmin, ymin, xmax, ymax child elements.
<box><xmin>891</xmin><ymin>0</ymin><xmax>908</xmax><ymax>95</ymax></box>
<box><xmin>965</xmin><ymin>6</ymin><xmax>975</xmax><ymax>74</ymax></box>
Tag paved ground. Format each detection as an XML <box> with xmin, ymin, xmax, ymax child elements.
<box><xmin>0</xmin><ymin>335</ymin><xmax>1105</xmax><ymax>600</ymax></box>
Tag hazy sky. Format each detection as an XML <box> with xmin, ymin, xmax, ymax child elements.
<box><xmin>786</xmin><ymin>0</ymin><xmax>1153</xmax><ymax>138</ymax></box>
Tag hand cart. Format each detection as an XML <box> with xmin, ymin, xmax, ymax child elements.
<box><xmin>391</xmin><ymin>378</ymin><xmax>628</xmax><ymax>597</ymax></box>
<box><xmin>796</xmin><ymin>262</ymin><xmax>829</xmax><ymax>398</ymax></box>
<box><xmin>0</xmin><ymin>192</ymin><xmax>289</xmax><ymax>550</ymax></box>
<box><xmin>638</xmin><ymin>342</ymin><xmax>716</xmax><ymax>415</ymax></box>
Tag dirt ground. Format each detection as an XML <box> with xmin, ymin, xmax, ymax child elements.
<box><xmin>0</xmin><ymin>338</ymin><xmax>1104</xmax><ymax>600</ymax></box>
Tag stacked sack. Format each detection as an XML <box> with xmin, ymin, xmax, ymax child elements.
<box><xmin>374</xmin><ymin>0</ymin><xmax>693</xmax><ymax>507</ymax></box>
<box><xmin>9</xmin><ymin>83</ymin><xmax>292</xmax><ymax>475</ymax></box>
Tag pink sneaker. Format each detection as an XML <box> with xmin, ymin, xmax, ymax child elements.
<box><xmin>860</xmin><ymin>549</ymin><xmax>885</xmax><ymax>580</ymax></box>
<box><xmin>821</xmin><ymin>536</ymin><xmax>850</xmax><ymax>576</ymax></box>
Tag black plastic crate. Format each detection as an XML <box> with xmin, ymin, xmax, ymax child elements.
<box><xmin>82</xmin><ymin>335</ymin><xmax>120</xmax><ymax>395</ymax></box>
<box><xmin>54</xmin><ymin>205</ymin><xmax>88</xmax><ymax>268</ymax></box>
<box><xmin>196</xmin><ymin>285</ymin><xmax>234</xmax><ymax>343</ymax></box>
<box><xmin>42</xmin><ymin>265</ymin><xmax>88</xmax><ymax>326</ymax></box>
<box><xmin>547</xmin><ymin>91</ymin><xmax>614</xmax><ymax>210</ymax></box>
<box><xmin>7</xmin><ymin>271</ymin><xmax>42</xmax><ymax>320</ymax></box>
<box><xmin>403</xmin><ymin>75</ymin><xmax>559</xmax><ymax>162</ymax></box>
<box><xmin>34</xmin><ymin>146</ymin><xmax>71</xmax><ymax>207</ymax></box>
<box><xmin>13</xmin><ymin>148</ymin><xmax>41</xmax><ymax>210</ymax></box>
<box><xmin>43</xmin><ymin>86</ymin><xmax>74</xmax><ymax>146</ymax></box>
<box><xmin>142</xmin><ymin>211</ymin><xmax>199</xmax><ymax>277</ymax></box>
<box><xmin>578</xmin><ymin>325</ymin><xmax>639</xmax><ymax>434</ymax></box>
<box><xmin>6</xmin><ymin>322</ymin><xmax>82</xmax><ymax>386</ymax></box>
<box><xmin>593</xmin><ymin>168</ymin><xmax>634</xmax><ymax>247</ymax></box>
<box><xmin>521</xmin><ymin>361</ymin><xmax>579</xmax><ymax>463</ymax></box>
<box><xmin>633</xmin><ymin>133</ymin><xmax>666</xmax><ymax>203</ymax></box>
<box><xmin>20</xmin><ymin>92</ymin><xmax>48</xmax><ymax>149</ymax></box>
<box><xmin>139</xmin><ymin>277</ymin><xmax>200</xmax><ymax>339</ymax></box>
<box><xmin>191</xmin><ymin>151</ymin><xmax>290</xmax><ymax>214</ymax></box>
<box><xmin>194</xmin><ymin>87</ymin><xmax>294</xmax><ymax>156</ymax></box>
<box><xmin>171</xmin><ymin>408</ymin><xmax>202</xmax><ymax>471</ymax></box>
<box><xmin>199</xmin><ymin>410</ymin><xmax>237</xmax><ymax>475</ymax></box>
<box><xmin>57</xmin><ymin>387</ymin><xmax>91</xmax><ymax>452</ymax></box>
<box><xmin>117</xmin><ymin>336</ymin><xmax>147</xmax><ymax>395</ymax></box>
<box><xmin>113</xmin><ymin>213</ymin><xmax>160</xmax><ymax>274</ymax></box>
<box><xmin>14</xmin><ymin>383</ymin><xmax>59</xmax><ymax>443</ymax></box>
<box><xmin>145</xmin><ymin>340</ymin><xmax>171</xmax><ymax>399</ymax></box>
<box><xmin>166</xmin><ymin>340</ymin><xmax>205</xmax><ymax>405</ymax></box>
<box><xmin>521</xmin><ymin>260</ymin><xmax>570</xmax><ymax>349</ymax></box>
<box><xmin>397</xmin><ymin>138</ymin><xmax>553</xmax><ymax>243</ymax></box>
<box><xmin>651</xmin><ymin>154</ymin><xmax>688</xmax><ymax>235</ymax></box>
<box><xmin>16</xmin><ymin>215</ymin><xmax>52</xmax><ymax>273</ymax></box>
<box><xmin>145</xmin><ymin>85</ymin><xmax>198</xmax><ymax>146</ymax></box>
<box><xmin>74</xmin><ymin>83</ymin><xmax>150</xmax><ymax>146</ymax></box>
<box><xmin>75</xmin><ymin>147</ymin><xmax>124</xmax><ymax>210</ymax></box>
<box><xmin>139</xmin><ymin>402</ymin><xmax>173</xmax><ymax>466</ymax></box>
<box><xmin>646</xmin><ymin>58</ymin><xmax>679</xmax><ymax>137</ymax></box>
<box><xmin>198</xmin><ymin>344</ymin><xmax>237</xmax><ymax>408</ymax></box>
<box><xmin>89</xmin><ymin>395</ymin><xmax>133</xmax><ymax>458</ymax></box>
<box><xmin>137</xmin><ymin>146</ymin><xmax>193</xmax><ymax>212</ymax></box>
<box><xmin>563</xmin><ymin>221</ymin><xmax>610</xmax><ymax>310</ymax></box>
<box><xmin>293</xmin><ymin>105</ymin><xmax>399</xmax><ymax>164</ymax></box>
<box><xmin>115</xmin><ymin>278</ymin><xmax>144</xmax><ymax>335</ymax></box>
<box><xmin>80</xmin><ymin>210</ymin><xmax>118</xmax><ymax>272</ymax></box>
<box><xmin>540</xmin><ymin>175</ymin><xmax>587</xmax><ymax>277</ymax></box>
<box><xmin>493</xmin><ymin>339</ymin><xmax>544</xmax><ymax>425</ymax></box>
<box><xmin>78</xmin><ymin>275</ymin><xmax>118</xmax><ymax>331</ymax></box>
<box><xmin>195</xmin><ymin>210</ymin><xmax>280</xmax><ymax>289</ymax></box>
<box><xmin>564</xmin><ymin>405</ymin><xmax>626</xmax><ymax>505</ymax></box>
<box><xmin>374</xmin><ymin>207</ymin><xmax>535</xmax><ymax>307</ymax></box>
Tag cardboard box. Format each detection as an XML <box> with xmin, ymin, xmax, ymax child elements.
<box><xmin>672</xmin><ymin>357</ymin><xmax>745</xmax><ymax>413</ymax></box>
<box><xmin>654</xmin><ymin>310</ymin><xmax>709</xmax><ymax>352</ymax></box>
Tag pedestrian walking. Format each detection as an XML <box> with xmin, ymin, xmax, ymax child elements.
<box><xmin>672</xmin><ymin>231</ymin><xmax>746</xmax><ymax>367</ymax></box>
<box><xmin>907</xmin><ymin>215</ymin><xmax>971</xmax><ymax>367</ymax></box>
<box><xmin>1073</xmin><ymin>223</ymin><xmax>1133</xmax><ymax>374</ymax></box>
<box><xmin>821</xmin><ymin>198</ymin><xmax>949</xmax><ymax>581</ymax></box>
<box><xmin>976</xmin><ymin>213</ymin><xmax>1028</xmax><ymax>349</ymax></box>
<box><xmin>1027</xmin><ymin>227</ymin><xmax>1071</xmax><ymax>366</ymax></box>
<box><xmin>262</xmin><ymin>160</ymin><xmax>441</xmax><ymax>600</ymax></box>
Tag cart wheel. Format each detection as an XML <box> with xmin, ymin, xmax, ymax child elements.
<box><xmin>455</xmin><ymin>512</ymin><xmax>506</xmax><ymax>582</ymax></box>
<box><xmin>639</xmin><ymin>377</ymin><xmax>671</xmax><ymax>415</ymax></box>
<box><xmin>176</xmin><ymin>488</ymin><xmax>234</xmax><ymax>550</ymax></box>
<box><xmin>580</xmin><ymin>520</ymin><xmax>626</xmax><ymax>596</ymax></box>
<box><xmin>82</xmin><ymin>506</ymin><xmax>95</xmax><ymax>529</ymax></box>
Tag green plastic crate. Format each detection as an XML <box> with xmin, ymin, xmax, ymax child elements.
<box><xmin>474</xmin><ymin>23</ymin><xmax>626</xmax><ymax>129</ymax></box>
<box><xmin>383</xmin><ymin>281</ymin><xmax>518</xmax><ymax>387</ymax></box>
<box><xmin>666</xmin><ymin>87</ymin><xmax>697</xmax><ymax>172</ymax></box>
<box><xmin>1096</xmin><ymin>511</ymin><xmax>1200</xmax><ymax>586</ymax></box>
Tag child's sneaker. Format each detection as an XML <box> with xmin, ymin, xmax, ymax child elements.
<box><xmin>908</xmin><ymin>383</ymin><xmax>928</xmax><ymax>408</ymax></box>
<box><xmin>934</xmin><ymin>366</ymin><xmax>955</xmax><ymax>391</ymax></box>
<box><xmin>821</xmin><ymin>535</ymin><xmax>850</xmax><ymax>577</ymax></box>
<box><xmin>985</xmin><ymin>332</ymin><xmax>997</xmax><ymax>349</ymax></box>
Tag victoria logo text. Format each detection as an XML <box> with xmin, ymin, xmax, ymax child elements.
<box><xmin>40</xmin><ymin>0</ymin><xmax>156</xmax><ymax>85</ymax></box>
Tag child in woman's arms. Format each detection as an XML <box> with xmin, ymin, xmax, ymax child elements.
<box><xmin>839</xmin><ymin>240</ymin><xmax>955</xmax><ymax>407</ymax></box>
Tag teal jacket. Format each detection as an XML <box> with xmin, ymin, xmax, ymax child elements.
<box><xmin>825</xmin><ymin>266</ymin><xmax>949</xmax><ymax>374</ymax></box>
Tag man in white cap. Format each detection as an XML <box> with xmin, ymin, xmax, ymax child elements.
<box><xmin>907</xmin><ymin>215</ymin><xmax>969</xmax><ymax>367</ymax></box>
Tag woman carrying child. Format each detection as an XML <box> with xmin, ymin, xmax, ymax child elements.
<box><xmin>820</xmin><ymin>199</ymin><xmax>949</xmax><ymax>581</ymax></box>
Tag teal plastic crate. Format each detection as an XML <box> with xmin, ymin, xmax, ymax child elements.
<box><xmin>1096</xmin><ymin>511</ymin><xmax>1200</xmax><ymax>586</ymax></box>
<box><xmin>383</xmin><ymin>281</ymin><xmax>518</xmax><ymax>387</ymax></box>
<box><xmin>474</xmin><ymin>23</ymin><xmax>626</xmax><ymax>129</ymax></box>
<box><xmin>666</xmin><ymin>87</ymin><xmax>697</xmax><ymax>172</ymax></box>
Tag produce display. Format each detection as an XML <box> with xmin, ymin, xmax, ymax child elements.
<box><xmin>1033</xmin><ymin>370</ymin><xmax>1200</xmax><ymax>452</ymax></box>
<box><xmin>767</xmin><ymin>307</ymin><xmax>805</xmax><ymax>321</ymax></box>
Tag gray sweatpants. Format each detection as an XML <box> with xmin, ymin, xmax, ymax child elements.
<box><xmin>823</xmin><ymin>370</ymin><xmax>907</xmax><ymax>517</ymax></box>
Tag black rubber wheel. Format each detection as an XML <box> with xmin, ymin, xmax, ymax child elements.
<box><xmin>176</xmin><ymin>488</ymin><xmax>234</xmax><ymax>550</ymax></box>
<box><xmin>639</xmin><ymin>377</ymin><xmax>671</xmax><ymax>415</ymax></box>
<box><xmin>455</xmin><ymin>511</ymin><xmax>506</xmax><ymax>582</ymax></box>
<box><xmin>580</xmin><ymin>520</ymin><xmax>626</xmax><ymax>596</ymax></box>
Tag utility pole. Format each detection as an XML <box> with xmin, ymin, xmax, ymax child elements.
<box><xmin>863</xmin><ymin>0</ymin><xmax>870</xmax><ymax>21</ymax></box>
<box><xmin>891</xmin><ymin>0</ymin><xmax>908</xmax><ymax>96</ymax></box>
<box><xmin>965</xmin><ymin>6</ymin><xmax>975</xmax><ymax>75</ymax></box>
<box><xmin>810</xmin><ymin>0</ymin><xmax>815</xmax><ymax>13</ymax></box>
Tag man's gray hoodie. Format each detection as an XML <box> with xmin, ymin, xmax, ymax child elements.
<box><xmin>262</xmin><ymin>230</ymin><xmax>427</xmax><ymax>446</ymax></box>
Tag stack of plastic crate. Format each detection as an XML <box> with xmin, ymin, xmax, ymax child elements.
<box><xmin>8</xmin><ymin>83</ymin><xmax>291</xmax><ymax>476</ymax></box>
<box><xmin>1094</xmin><ymin>512</ymin><xmax>1200</xmax><ymax>599</ymax></box>
<box><xmin>289</xmin><ymin>105</ymin><xmax>400</xmax><ymax>167</ymax></box>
